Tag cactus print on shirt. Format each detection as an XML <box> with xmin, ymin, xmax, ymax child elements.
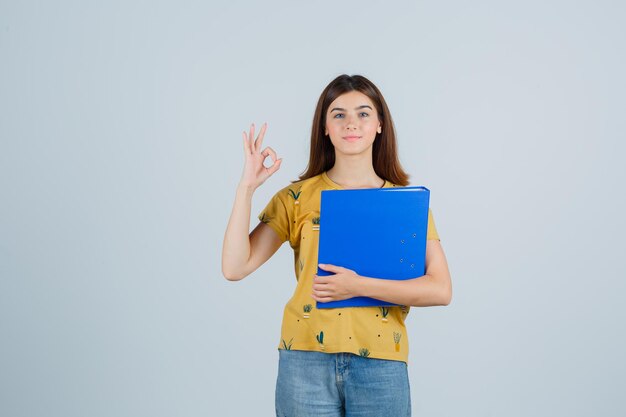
<box><xmin>257</xmin><ymin>171</ymin><xmax>440</xmax><ymax>364</ymax></box>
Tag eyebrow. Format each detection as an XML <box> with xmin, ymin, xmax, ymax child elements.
<box><xmin>329</xmin><ymin>105</ymin><xmax>373</xmax><ymax>112</ymax></box>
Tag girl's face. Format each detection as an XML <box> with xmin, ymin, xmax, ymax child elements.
<box><xmin>324</xmin><ymin>91</ymin><xmax>382</xmax><ymax>157</ymax></box>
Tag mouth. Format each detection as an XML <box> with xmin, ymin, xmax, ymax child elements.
<box><xmin>342</xmin><ymin>135</ymin><xmax>361</xmax><ymax>142</ymax></box>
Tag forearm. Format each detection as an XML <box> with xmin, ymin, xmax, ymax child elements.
<box><xmin>355</xmin><ymin>274</ymin><xmax>450</xmax><ymax>307</ymax></box>
<box><xmin>221</xmin><ymin>183</ymin><xmax>255</xmax><ymax>280</ymax></box>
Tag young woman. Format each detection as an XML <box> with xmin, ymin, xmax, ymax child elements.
<box><xmin>222</xmin><ymin>74</ymin><xmax>452</xmax><ymax>417</ymax></box>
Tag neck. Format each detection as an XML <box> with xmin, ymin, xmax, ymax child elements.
<box><xmin>326</xmin><ymin>157</ymin><xmax>384</xmax><ymax>189</ymax></box>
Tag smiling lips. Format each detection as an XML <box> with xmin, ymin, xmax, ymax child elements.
<box><xmin>343</xmin><ymin>135</ymin><xmax>361</xmax><ymax>142</ymax></box>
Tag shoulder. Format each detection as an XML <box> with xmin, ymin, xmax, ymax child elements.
<box><xmin>274</xmin><ymin>174</ymin><xmax>326</xmax><ymax>200</ymax></box>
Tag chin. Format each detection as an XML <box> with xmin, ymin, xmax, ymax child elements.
<box><xmin>336</xmin><ymin>144</ymin><xmax>374</xmax><ymax>156</ymax></box>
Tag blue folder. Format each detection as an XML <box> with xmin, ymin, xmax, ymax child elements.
<box><xmin>316</xmin><ymin>186</ymin><xmax>430</xmax><ymax>308</ymax></box>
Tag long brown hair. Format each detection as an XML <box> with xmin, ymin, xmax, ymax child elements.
<box><xmin>293</xmin><ymin>74</ymin><xmax>410</xmax><ymax>186</ymax></box>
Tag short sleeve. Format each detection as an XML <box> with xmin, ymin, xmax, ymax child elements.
<box><xmin>257</xmin><ymin>189</ymin><xmax>290</xmax><ymax>243</ymax></box>
<box><xmin>426</xmin><ymin>208</ymin><xmax>440</xmax><ymax>241</ymax></box>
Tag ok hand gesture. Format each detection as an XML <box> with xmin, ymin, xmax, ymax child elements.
<box><xmin>240</xmin><ymin>122</ymin><xmax>282</xmax><ymax>190</ymax></box>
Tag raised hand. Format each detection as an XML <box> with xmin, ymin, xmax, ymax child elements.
<box><xmin>240</xmin><ymin>122</ymin><xmax>282</xmax><ymax>190</ymax></box>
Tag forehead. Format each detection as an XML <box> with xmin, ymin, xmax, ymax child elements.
<box><xmin>327</xmin><ymin>91</ymin><xmax>375</xmax><ymax>110</ymax></box>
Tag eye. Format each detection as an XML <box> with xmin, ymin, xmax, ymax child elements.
<box><xmin>359</xmin><ymin>112</ymin><xmax>369</xmax><ymax>117</ymax></box>
<box><xmin>333</xmin><ymin>113</ymin><xmax>344</xmax><ymax>119</ymax></box>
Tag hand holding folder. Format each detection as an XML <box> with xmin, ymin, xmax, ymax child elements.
<box><xmin>315</xmin><ymin>186</ymin><xmax>430</xmax><ymax>308</ymax></box>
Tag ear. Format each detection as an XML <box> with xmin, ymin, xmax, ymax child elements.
<box><xmin>377</xmin><ymin>124</ymin><xmax>382</xmax><ymax>134</ymax></box>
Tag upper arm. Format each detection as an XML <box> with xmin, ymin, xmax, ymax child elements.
<box><xmin>238</xmin><ymin>221</ymin><xmax>284</xmax><ymax>279</ymax></box>
<box><xmin>424</xmin><ymin>239</ymin><xmax>452</xmax><ymax>304</ymax></box>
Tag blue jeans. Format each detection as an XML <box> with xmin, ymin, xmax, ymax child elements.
<box><xmin>275</xmin><ymin>349</ymin><xmax>411</xmax><ymax>417</ymax></box>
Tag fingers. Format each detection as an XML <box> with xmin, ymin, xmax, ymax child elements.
<box><xmin>243</xmin><ymin>122</ymin><xmax>268</xmax><ymax>155</ymax></box>
<box><xmin>261</xmin><ymin>146</ymin><xmax>279</xmax><ymax>167</ymax></box>
<box><xmin>313</xmin><ymin>288</ymin><xmax>333</xmax><ymax>296</ymax></box>
<box><xmin>242</xmin><ymin>131</ymin><xmax>251</xmax><ymax>155</ymax></box>
<box><xmin>318</xmin><ymin>264</ymin><xmax>343</xmax><ymax>273</ymax></box>
<box><xmin>267</xmin><ymin>158</ymin><xmax>282</xmax><ymax>175</ymax></box>
<box><xmin>313</xmin><ymin>274</ymin><xmax>329</xmax><ymax>283</ymax></box>
<box><xmin>254</xmin><ymin>122</ymin><xmax>267</xmax><ymax>152</ymax></box>
<box><xmin>243</xmin><ymin>122</ymin><xmax>255</xmax><ymax>155</ymax></box>
<box><xmin>244</xmin><ymin>123</ymin><xmax>255</xmax><ymax>156</ymax></box>
<box><xmin>313</xmin><ymin>291</ymin><xmax>333</xmax><ymax>298</ymax></box>
<box><xmin>261</xmin><ymin>146</ymin><xmax>282</xmax><ymax>175</ymax></box>
<box><xmin>242</xmin><ymin>124</ymin><xmax>281</xmax><ymax>177</ymax></box>
<box><xmin>312</xmin><ymin>293</ymin><xmax>334</xmax><ymax>302</ymax></box>
<box><xmin>261</xmin><ymin>146</ymin><xmax>277</xmax><ymax>163</ymax></box>
<box><xmin>312</xmin><ymin>286</ymin><xmax>332</xmax><ymax>295</ymax></box>
<box><xmin>312</xmin><ymin>277</ymin><xmax>329</xmax><ymax>286</ymax></box>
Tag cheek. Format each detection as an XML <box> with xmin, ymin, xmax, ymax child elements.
<box><xmin>365</xmin><ymin>118</ymin><xmax>379</xmax><ymax>129</ymax></box>
<box><xmin>361</xmin><ymin>121</ymin><xmax>378</xmax><ymax>137</ymax></box>
<box><xmin>327</xmin><ymin>123</ymin><xmax>343</xmax><ymax>135</ymax></box>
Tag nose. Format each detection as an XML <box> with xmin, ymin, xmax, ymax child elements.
<box><xmin>345</xmin><ymin>114</ymin><xmax>358</xmax><ymax>130</ymax></box>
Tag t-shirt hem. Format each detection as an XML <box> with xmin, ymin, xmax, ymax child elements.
<box><xmin>258</xmin><ymin>215</ymin><xmax>288</xmax><ymax>242</ymax></box>
<box><xmin>277</xmin><ymin>344</ymin><xmax>409</xmax><ymax>364</ymax></box>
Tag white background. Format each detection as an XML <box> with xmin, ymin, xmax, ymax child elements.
<box><xmin>1</xmin><ymin>1</ymin><xmax>625</xmax><ymax>416</ymax></box>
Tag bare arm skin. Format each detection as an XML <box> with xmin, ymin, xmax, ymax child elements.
<box><xmin>355</xmin><ymin>239</ymin><xmax>452</xmax><ymax>306</ymax></box>
<box><xmin>221</xmin><ymin>123</ymin><xmax>283</xmax><ymax>281</ymax></box>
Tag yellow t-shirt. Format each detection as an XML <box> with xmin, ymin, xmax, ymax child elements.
<box><xmin>257</xmin><ymin>171</ymin><xmax>440</xmax><ymax>364</ymax></box>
